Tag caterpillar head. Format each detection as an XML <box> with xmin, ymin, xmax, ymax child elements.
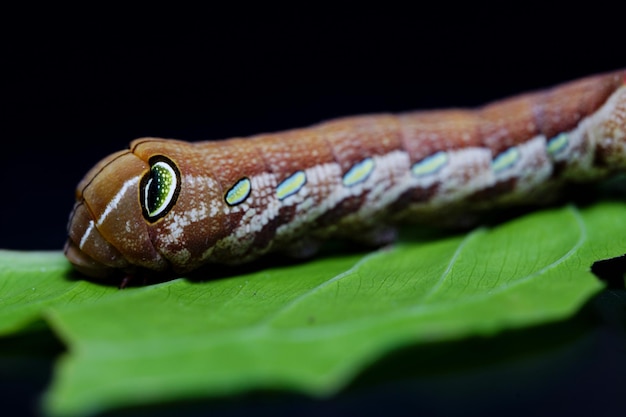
<box><xmin>65</xmin><ymin>139</ymin><xmax>228</xmax><ymax>279</ymax></box>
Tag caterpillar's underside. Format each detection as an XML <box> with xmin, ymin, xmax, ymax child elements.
<box><xmin>65</xmin><ymin>69</ymin><xmax>626</xmax><ymax>279</ymax></box>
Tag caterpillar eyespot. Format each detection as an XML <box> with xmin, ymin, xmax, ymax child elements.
<box><xmin>140</xmin><ymin>156</ymin><xmax>181</xmax><ymax>222</ymax></box>
<box><xmin>276</xmin><ymin>171</ymin><xmax>307</xmax><ymax>200</ymax></box>
<box><xmin>491</xmin><ymin>147</ymin><xmax>521</xmax><ymax>173</ymax></box>
<box><xmin>411</xmin><ymin>151</ymin><xmax>448</xmax><ymax>177</ymax></box>
<box><xmin>546</xmin><ymin>133</ymin><xmax>569</xmax><ymax>157</ymax></box>
<box><xmin>343</xmin><ymin>158</ymin><xmax>375</xmax><ymax>186</ymax></box>
<box><xmin>64</xmin><ymin>69</ymin><xmax>626</xmax><ymax>280</ymax></box>
<box><xmin>225</xmin><ymin>177</ymin><xmax>251</xmax><ymax>206</ymax></box>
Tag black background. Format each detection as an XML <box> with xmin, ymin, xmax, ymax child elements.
<box><xmin>1</xmin><ymin>4</ymin><xmax>625</xmax><ymax>417</ymax></box>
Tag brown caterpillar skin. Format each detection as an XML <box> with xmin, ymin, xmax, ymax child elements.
<box><xmin>65</xmin><ymin>69</ymin><xmax>626</xmax><ymax>279</ymax></box>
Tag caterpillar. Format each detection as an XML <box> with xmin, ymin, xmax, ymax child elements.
<box><xmin>65</xmin><ymin>69</ymin><xmax>626</xmax><ymax>280</ymax></box>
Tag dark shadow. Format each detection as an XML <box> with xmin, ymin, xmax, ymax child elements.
<box><xmin>0</xmin><ymin>325</ymin><xmax>65</xmax><ymax>417</ymax></box>
<box><xmin>593</xmin><ymin>255</ymin><xmax>626</xmax><ymax>290</ymax></box>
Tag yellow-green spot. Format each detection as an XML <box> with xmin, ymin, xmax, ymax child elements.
<box><xmin>411</xmin><ymin>151</ymin><xmax>448</xmax><ymax>177</ymax></box>
<box><xmin>547</xmin><ymin>133</ymin><xmax>569</xmax><ymax>156</ymax></box>
<box><xmin>225</xmin><ymin>177</ymin><xmax>251</xmax><ymax>206</ymax></box>
<box><xmin>492</xmin><ymin>147</ymin><xmax>520</xmax><ymax>173</ymax></box>
<box><xmin>343</xmin><ymin>157</ymin><xmax>375</xmax><ymax>187</ymax></box>
<box><xmin>276</xmin><ymin>171</ymin><xmax>306</xmax><ymax>200</ymax></box>
<box><xmin>145</xmin><ymin>161</ymin><xmax>177</xmax><ymax>218</ymax></box>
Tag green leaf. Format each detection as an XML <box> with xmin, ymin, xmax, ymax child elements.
<box><xmin>0</xmin><ymin>251</ymin><xmax>118</xmax><ymax>335</ymax></box>
<box><xmin>1</xmin><ymin>202</ymin><xmax>625</xmax><ymax>417</ymax></box>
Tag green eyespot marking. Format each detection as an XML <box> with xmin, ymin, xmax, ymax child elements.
<box><xmin>140</xmin><ymin>156</ymin><xmax>181</xmax><ymax>222</ymax></box>
<box><xmin>491</xmin><ymin>147</ymin><xmax>520</xmax><ymax>173</ymax></box>
<box><xmin>225</xmin><ymin>177</ymin><xmax>252</xmax><ymax>206</ymax></box>
<box><xmin>343</xmin><ymin>157</ymin><xmax>375</xmax><ymax>186</ymax></box>
<box><xmin>276</xmin><ymin>171</ymin><xmax>306</xmax><ymax>200</ymax></box>
<box><xmin>547</xmin><ymin>133</ymin><xmax>569</xmax><ymax>156</ymax></box>
<box><xmin>411</xmin><ymin>151</ymin><xmax>448</xmax><ymax>177</ymax></box>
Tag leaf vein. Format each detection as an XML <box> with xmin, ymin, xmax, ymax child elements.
<box><xmin>419</xmin><ymin>228</ymin><xmax>484</xmax><ymax>303</ymax></box>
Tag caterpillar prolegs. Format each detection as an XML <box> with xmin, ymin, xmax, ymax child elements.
<box><xmin>65</xmin><ymin>69</ymin><xmax>626</xmax><ymax>279</ymax></box>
